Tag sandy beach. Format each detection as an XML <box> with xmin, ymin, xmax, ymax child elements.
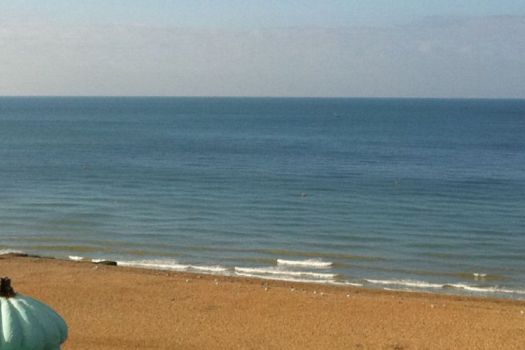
<box><xmin>1</xmin><ymin>254</ymin><xmax>524</xmax><ymax>349</ymax></box>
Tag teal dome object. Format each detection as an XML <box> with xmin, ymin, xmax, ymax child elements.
<box><xmin>0</xmin><ymin>277</ymin><xmax>68</xmax><ymax>350</ymax></box>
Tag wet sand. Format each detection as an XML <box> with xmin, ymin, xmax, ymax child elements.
<box><xmin>1</xmin><ymin>255</ymin><xmax>524</xmax><ymax>349</ymax></box>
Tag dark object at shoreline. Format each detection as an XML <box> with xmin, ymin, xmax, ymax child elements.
<box><xmin>94</xmin><ymin>260</ymin><xmax>118</xmax><ymax>266</ymax></box>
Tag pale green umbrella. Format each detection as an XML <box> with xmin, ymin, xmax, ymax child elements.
<box><xmin>0</xmin><ymin>277</ymin><xmax>68</xmax><ymax>350</ymax></box>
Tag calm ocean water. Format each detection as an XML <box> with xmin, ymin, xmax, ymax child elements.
<box><xmin>1</xmin><ymin>97</ymin><xmax>524</xmax><ymax>298</ymax></box>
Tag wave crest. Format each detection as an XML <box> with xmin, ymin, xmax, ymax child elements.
<box><xmin>365</xmin><ymin>279</ymin><xmax>525</xmax><ymax>295</ymax></box>
<box><xmin>235</xmin><ymin>266</ymin><xmax>336</xmax><ymax>280</ymax></box>
<box><xmin>117</xmin><ymin>259</ymin><xmax>228</xmax><ymax>274</ymax></box>
<box><xmin>276</xmin><ymin>258</ymin><xmax>332</xmax><ymax>269</ymax></box>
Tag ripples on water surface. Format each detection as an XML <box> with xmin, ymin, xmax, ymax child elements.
<box><xmin>1</xmin><ymin>97</ymin><xmax>524</xmax><ymax>298</ymax></box>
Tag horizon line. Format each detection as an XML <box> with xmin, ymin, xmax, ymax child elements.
<box><xmin>1</xmin><ymin>95</ymin><xmax>524</xmax><ymax>101</ymax></box>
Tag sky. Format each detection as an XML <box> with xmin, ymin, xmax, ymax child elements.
<box><xmin>1</xmin><ymin>1</ymin><xmax>525</xmax><ymax>97</ymax></box>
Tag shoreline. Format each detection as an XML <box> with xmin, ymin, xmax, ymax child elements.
<box><xmin>1</xmin><ymin>254</ymin><xmax>524</xmax><ymax>349</ymax></box>
<box><xmin>2</xmin><ymin>249</ymin><xmax>524</xmax><ymax>301</ymax></box>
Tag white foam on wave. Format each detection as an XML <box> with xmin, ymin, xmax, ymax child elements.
<box><xmin>365</xmin><ymin>279</ymin><xmax>445</xmax><ymax>289</ymax></box>
<box><xmin>117</xmin><ymin>259</ymin><xmax>227</xmax><ymax>274</ymax></box>
<box><xmin>365</xmin><ymin>279</ymin><xmax>525</xmax><ymax>296</ymax></box>
<box><xmin>0</xmin><ymin>249</ymin><xmax>26</xmax><ymax>256</ymax></box>
<box><xmin>235</xmin><ymin>267</ymin><xmax>336</xmax><ymax>280</ymax></box>
<box><xmin>337</xmin><ymin>281</ymin><xmax>364</xmax><ymax>287</ymax></box>
<box><xmin>234</xmin><ymin>272</ymin><xmax>336</xmax><ymax>284</ymax></box>
<box><xmin>189</xmin><ymin>265</ymin><xmax>229</xmax><ymax>273</ymax></box>
<box><xmin>445</xmin><ymin>283</ymin><xmax>525</xmax><ymax>295</ymax></box>
<box><xmin>277</xmin><ymin>258</ymin><xmax>333</xmax><ymax>269</ymax></box>
<box><xmin>473</xmin><ymin>273</ymin><xmax>487</xmax><ymax>278</ymax></box>
<box><xmin>69</xmin><ymin>256</ymin><xmax>84</xmax><ymax>261</ymax></box>
<box><xmin>116</xmin><ymin>259</ymin><xmax>189</xmax><ymax>271</ymax></box>
<box><xmin>472</xmin><ymin>273</ymin><xmax>489</xmax><ymax>281</ymax></box>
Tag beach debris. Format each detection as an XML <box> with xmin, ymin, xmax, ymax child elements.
<box><xmin>0</xmin><ymin>252</ymin><xmax>29</xmax><ymax>258</ymax></box>
<box><xmin>0</xmin><ymin>277</ymin><xmax>68</xmax><ymax>349</ymax></box>
<box><xmin>94</xmin><ymin>260</ymin><xmax>117</xmax><ymax>266</ymax></box>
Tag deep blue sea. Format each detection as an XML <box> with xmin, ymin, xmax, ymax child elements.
<box><xmin>1</xmin><ymin>97</ymin><xmax>524</xmax><ymax>298</ymax></box>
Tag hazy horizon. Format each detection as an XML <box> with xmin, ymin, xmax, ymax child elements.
<box><xmin>1</xmin><ymin>2</ymin><xmax>525</xmax><ymax>98</ymax></box>
<box><xmin>1</xmin><ymin>96</ymin><xmax>524</xmax><ymax>100</ymax></box>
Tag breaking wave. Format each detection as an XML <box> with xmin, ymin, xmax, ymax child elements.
<box><xmin>68</xmin><ymin>255</ymin><xmax>84</xmax><ymax>261</ymax></box>
<box><xmin>276</xmin><ymin>258</ymin><xmax>333</xmax><ymax>269</ymax></box>
<box><xmin>235</xmin><ymin>266</ymin><xmax>336</xmax><ymax>280</ymax></box>
<box><xmin>0</xmin><ymin>249</ymin><xmax>26</xmax><ymax>256</ymax></box>
<box><xmin>365</xmin><ymin>279</ymin><xmax>525</xmax><ymax>296</ymax></box>
<box><xmin>117</xmin><ymin>259</ymin><xmax>228</xmax><ymax>274</ymax></box>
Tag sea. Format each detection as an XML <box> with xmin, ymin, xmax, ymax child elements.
<box><xmin>1</xmin><ymin>97</ymin><xmax>524</xmax><ymax>299</ymax></box>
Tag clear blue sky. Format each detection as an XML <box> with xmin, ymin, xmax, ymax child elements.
<box><xmin>1</xmin><ymin>1</ymin><xmax>525</xmax><ymax>97</ymax></box>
